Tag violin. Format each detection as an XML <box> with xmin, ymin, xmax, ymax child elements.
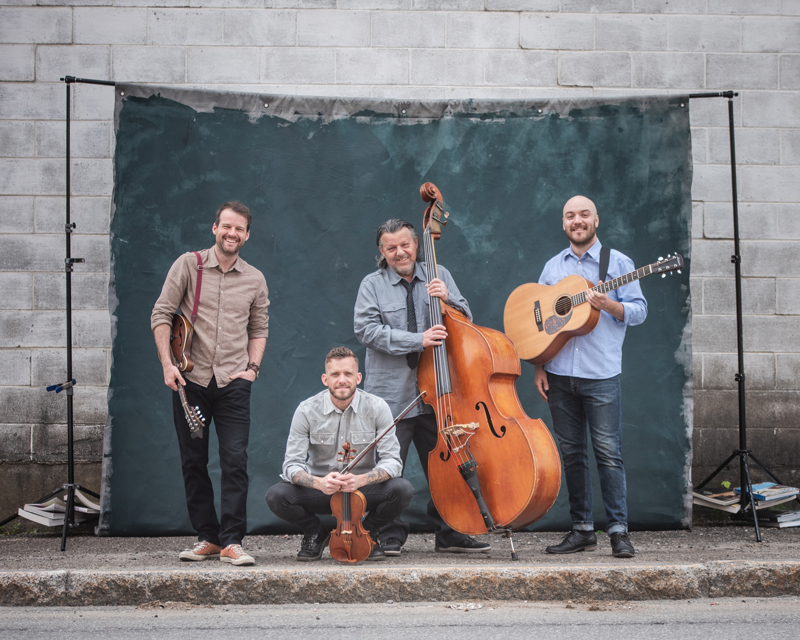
<box><xmin>416</xmin><ymin>183</ymin><xmax>561</xmax><ymax>555</ymax></box>
<box><xmin>328</xmin><ymin>442</ymin><xmax>373</xmax><ymax>564</ymax></box>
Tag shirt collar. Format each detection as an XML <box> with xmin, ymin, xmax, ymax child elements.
<box><xmin>322</xmin><ymin>388</ymin><xmax>362</xmax><ymax>416</ymax></box>
<box><xmin>206</xmin><ymin>246</ymin><xmax>243</xmax><ymax>272</ymax></box>
<box><xmin>385</xmin><ymin>261</ymin><xmax>425</xmax><ymax>286</ymax></box>
<box><xmin>566</xmin><ymin>238</ymin><xmax>602</xmax><ymax>263</ymax></box>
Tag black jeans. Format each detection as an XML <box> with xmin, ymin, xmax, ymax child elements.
<box><xmin>378</xmin><ymin>411</ymin><xmax>471</xmax><ymax>548</ymax></box>
<box><xmin>173</xmin><ymin>376</ymin><xmax>251</xmax><ymax>548</ymax></box>
<box><xmin>265</xmin><ymin>478</ymin><xmax>414</xmax><ymax>536</ymax></box>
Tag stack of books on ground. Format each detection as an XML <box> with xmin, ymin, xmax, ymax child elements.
<box><xmin>755</xmin><ymin>507</ymin><xmax>800</xmax><ymax>528</ymax></box>
<box><xmin>693</xmin><ymin>482</ymin><xmax>799</xmax><ymax>514</ymax></box>
<box><xmin>17</xmin><ymin>490</ymin><xmax>100</xmax><ymax>527</ymax></box>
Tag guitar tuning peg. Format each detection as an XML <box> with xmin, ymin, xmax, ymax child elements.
<box><xmin>677</xmin><ymin>270</ymin><xmax>682</xmax><ymax>274</ymax></box>
<box><xmin>658</xmin><ymin>256</ymin><xmax>663</xmax><ymax>261</ymax></box>
<box><xmin>662</xmin><ymin>274</ymin><xmax>666</xmax><ymax>278</ymax></box>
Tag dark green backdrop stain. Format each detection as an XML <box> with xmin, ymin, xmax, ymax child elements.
<box><xmin>109</xmin><ymin>93</ymin><xmax>692</xmax><ymax>535</ymax></box>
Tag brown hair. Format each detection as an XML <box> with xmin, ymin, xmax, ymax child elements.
<box><xmin>325</xmin><ymin>346</ymin><xmax>358</xmax><ymax>368</ymax></box>
<box><xmin>215</xmin><ymin>201</ymin><xmax>252</xmax><ymax>231</ymax></box>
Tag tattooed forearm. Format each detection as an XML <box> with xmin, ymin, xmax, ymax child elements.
<box><xmin>360</xmin><ymin>468</ymin><xmax>390</xmax><ymax>487</ymax></box>
<box><xmin>292</xmin><ymin>470</ymin><xmax>318</xmax><ymax>489</ymax></box>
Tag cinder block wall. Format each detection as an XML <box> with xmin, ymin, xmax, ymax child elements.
<box><xmin>1</xmin><ymin>1</ymin><xmax>799</xmax><ymax>523</ymax></box>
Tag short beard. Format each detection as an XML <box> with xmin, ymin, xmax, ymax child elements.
<box><xmin>216</xmin><ymin>236</ymin><xmax>241</xmax><ymax>257</ymax></box>
<box><xmin>330</xmin><ymin>386</ymin><xmax>356</xmax><ymax>403</ymax></box>
<box><xmin>568</xmin><ymin>226</ymin><xmax>597</xmax><ymax>249</ymax></box>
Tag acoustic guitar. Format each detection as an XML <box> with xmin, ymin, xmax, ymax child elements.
<box><xmin>503</xmin><ymin>254</ymin><xmax>683</xmax><ymax>365</ymax></box>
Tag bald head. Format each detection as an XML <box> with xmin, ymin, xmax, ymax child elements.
<box><xmin>563</xmin><ymin>195</ymin><xmax>597</xmax><ymax>218</ymax></box>
<box><xmin>562</xmin><ymin>195</ymin><xmax>599</xmax><ymax>253</ymax></box>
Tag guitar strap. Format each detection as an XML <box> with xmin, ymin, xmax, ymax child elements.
<box><xmin>599</xmin><ymin>246</ymin><xmax>610</xmax><ymax>283</ymax></box>
<box><xmin>189</xmin><ymin>251</ymin><xmax>203</xmax><ymax>325</ymax></box>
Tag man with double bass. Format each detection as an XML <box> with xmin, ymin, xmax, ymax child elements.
<box><xmin>266</xmin><ymin>347</ymin><xmax>413</xmax><ymax>561</ymax></box>
<box><xmin>534</xmin><ymin>195</ymin><xmax>647</xmax><ymax>558</ymax></box>
<box><xmin>353</xmin><ymin>218</ymin><xmax>490</xmax><ymax>556</ymax></box>
<box><xmin>151</xmin><ymin>201</ymin><xmax>269</xmax><ymax>566</ymax></box>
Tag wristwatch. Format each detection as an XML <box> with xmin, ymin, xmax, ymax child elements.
<box><xmin>246</xmin><ymin>362</ymin><xmax>260</xmax><ymax>379</ymax></box>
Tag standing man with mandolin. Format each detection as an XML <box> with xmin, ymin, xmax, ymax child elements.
<box><xmin>151</xmin><ymin>201</ymin><xmax>269</xmax><ymax>566</ymax></box>
<box><xmin>353</xmin><ymin>219</ymin><xmax>490</xmax><ymax>556</ymax></box>
<box><xmin>266</xmin><ymin>347</ymin><xmax>413</xmax><ymax>562</ymax></box>
<box><xmin>534</xmin><ymin>195</ymin><xmax>647</xmax><ymax>558</ymax></box>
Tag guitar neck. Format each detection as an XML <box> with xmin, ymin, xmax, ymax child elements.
<box><xmin>572</xmin><ymin>264</ymin><xmax>654</xmax><ymax>307</ymax></box>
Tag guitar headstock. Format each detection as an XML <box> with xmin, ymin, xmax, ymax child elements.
<box><xmin>654</xmin><ymin>253</ymin><xmax>684</xmax><ymax>278</ymax></box>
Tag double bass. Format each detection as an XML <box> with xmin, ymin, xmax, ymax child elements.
<box><xmin>416</xmin><ymin>183</ymin><xmax>561</xmax><ymax>550</ymax></box>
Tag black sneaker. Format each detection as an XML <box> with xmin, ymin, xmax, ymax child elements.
<box><xmin>435</xmin><ymin>536</ymin><xmax>490</xmax><ymax>554</ymax></box>
<box><xmin>297</xmin><ymin>528</ymin><xmax>330</xmax><ymax>562</ymax></box>
<box><xmin>382</xmin><ymin>537</ymin><xmax>403</xmax><ymax>557</ymax></box>
<box><xmin>545</xmin><ymin>530</ymin><xmax>597</xmax><ymax>554</ymax></box>
<box><xmin>366</xmin><ymin>532</ymin><xmax>386</xmax><ymax>561</ymax></box>
<box><xmin>610</xmin><ymin>532</ymin><xmax>635</xmax><ymax>558</ymax></box>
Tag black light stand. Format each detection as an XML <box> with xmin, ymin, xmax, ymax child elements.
<box><xmin>0</xmin><ymin>76</ymin><xmax>113</xmax><ymax>550</ymax></box>
<box><xmin>690</xmin><ymin>91</ymin><xmax>798</xmax><ymax>542</ymax></box>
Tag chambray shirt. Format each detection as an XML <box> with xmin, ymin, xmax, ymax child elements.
<box><xmin>354</xmin><ymin>261</ymin><xmax>472</xmax><ymax>418</ymax></box>
<box><xmin>281</xmin><ymin>388</ymin><xmax>402</xmax><ymax>483</ymax></box>
<box><xmin>539</xmin><ymin>240</ymin><xmax>647</xmax><ymax>380</ymax></box>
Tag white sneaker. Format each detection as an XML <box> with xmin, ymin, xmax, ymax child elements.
<box><xmin>220</xmin><ymin>543</ymin><xmax>255</xmax><ymax>566</ymax></box>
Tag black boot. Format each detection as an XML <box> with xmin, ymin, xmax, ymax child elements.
<box><xmin>545</xmin><ymin>530</ymin><xmax>597</xmax><ymax>554</ymax></box>
<box><xmin>366</xmin><ymin>531</ymin><xmax>386</xmax><ymax>561</ymax></box>
<box><xmin>297</xmin><ymin>526</ymin><xmax>330</xmax><ymax>561</ymax></box>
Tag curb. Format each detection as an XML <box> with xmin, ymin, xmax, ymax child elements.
<box><xmin>2</xmin><ymin>561</ymin><xmax>799</xmax><ymax>606</ymax></box>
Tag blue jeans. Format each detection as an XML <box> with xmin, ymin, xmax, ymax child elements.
<box><xmin>546</xmin><ymin>373</ymin><xmax>627</xmax><ymax>535</ymax></box>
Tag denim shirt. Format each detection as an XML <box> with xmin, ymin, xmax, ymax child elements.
<box><xmin>353</xmin><ymin>261</ymin><xmax>472</xmax><ymax>418</ymax></box>
<box><xmin>281</xmin><ymin>388</ymin><xmax>402</xmax><ymax>483</ymax></box>
<box><xmin>539</xmin><ymin>240</ymin><xmax>647</xmax><ymax>380</ymax></box>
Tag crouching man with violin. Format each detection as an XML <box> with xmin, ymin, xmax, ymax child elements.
<box><xmin>266</xmin><ymin>347</ymin><xmax>414</xmax><ymax>562</ymax></box>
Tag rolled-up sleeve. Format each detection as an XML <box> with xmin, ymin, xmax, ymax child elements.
<box><xmin>280</xmin><ymin>406</ymin><xmax>311</xmax><ymax>483</ymax></box>
<box><xmin>373</xmin><ymin>401</ymin><xmax>403</xmax><ymax>478</ymax></box>
<box><xmin>247</xmin><ymin>276</ymin><xmax>270</xmax><ymax>340</ymax></box>
<box><xmin>354</xmin><ymin>277</ymin><xmax>424</xmax><ymax>356</ymax></box>
<box><xmin>150</xmin><ymin>254</ymin><xmax>190</xmax><ymax>331</ymax></box>
<box><xmin>439</xmin><ymin>266</ymin><xmax>472</xmax><ymax>321</ymax></box>
<box><xmin>615</xmin><ymin>256</ymin><xmax>648</xmax><ymax>327</ymax></box>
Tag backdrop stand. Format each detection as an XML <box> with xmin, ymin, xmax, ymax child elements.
<box><xmin>689</xmin><ymin>91</ymin><xmax>798</xmax><ymax>542</ymax></box>
<box><xmin>0</xmin><ymin>76</ymin><xmax>113</xmax><ymax>550</ymax></box>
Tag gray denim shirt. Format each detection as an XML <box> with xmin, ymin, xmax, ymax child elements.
<box><xmin>353</xmin><ymin>261</ymin><xmax>472</xmax><ymax>418</ymax></box>
<box><xmin>281</xmin><ymin>388</ymin><xmax>402</xmax><ymax>483</ymax></box>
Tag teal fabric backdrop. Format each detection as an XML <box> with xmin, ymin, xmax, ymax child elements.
<box><xmin>102</xmin><ymin>87</ymin><xmax>692</xmax><ymax>535</ymax></box>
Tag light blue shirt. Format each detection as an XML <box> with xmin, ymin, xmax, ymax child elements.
<box><xmin>539</xmin><ymin>240</ymin><xmax>647</xmax><ymax>380</ymax></box>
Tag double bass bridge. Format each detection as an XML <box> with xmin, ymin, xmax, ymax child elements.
<box><xmin>442</xmin><ymin>422</ymin><xmax>479</xmax><ymax>438</ymax></box>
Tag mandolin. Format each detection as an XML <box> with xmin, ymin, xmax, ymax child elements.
<box><xmin>170</xmin><ymin>313</ymin><xmax>206</xmax><ymax>439</ymax></box>
<box><xmin>503</xmin><ymin>254</ymin><xmax>683</xmax><ymax>365</ymax></box>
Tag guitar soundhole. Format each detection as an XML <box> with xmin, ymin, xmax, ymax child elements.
<box><xmin>554</xmin><ymin>296</ymin><xmax>572</xmax><ymax>316</ymax></box>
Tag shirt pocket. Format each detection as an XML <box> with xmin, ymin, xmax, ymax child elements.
<box><xmin>309</xmin><ymin>431</ymin><xmax>336</xmax><ymax>446</ymax></box>
<box><xmin>380</xmin><ymin>301</ymin><xmax>407</xmax><ymax>328</ymax></box>
<box><xmin>350</xmin><ymin>430</ymin><xmax>374</xmax><ymax>445</ymax></box>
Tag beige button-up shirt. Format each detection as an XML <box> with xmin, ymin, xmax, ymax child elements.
<box><xmin>151</xmin><ymin>247</ymin><xmax>269</xmax><ymax>388</ymax></box>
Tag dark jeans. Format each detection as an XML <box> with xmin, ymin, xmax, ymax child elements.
<box><xmin>378</xmin><ymin>411</ymin><xmax>471</xmax><ymax>548</ymax></box>
<box><xmin>546</xmin><ymin>373</ymin><xmax>627</xmax><ymax>535</ymax></box>
<box><xmin>173</xmin><ymin>376</ymin><xmax>252</xmax><ymax>548</ymax></box>
<box><xmin>265</xmin><ymin>478</ymin><xmax>414</xmax><ymax>536</ymax></box>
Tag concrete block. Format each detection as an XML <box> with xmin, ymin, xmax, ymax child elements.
<box><xmin>488</xmin><ymin>0</ymin><xmax>559</xmax><ymax>9</ymax></box>
<box><xmin>632</xmin><ymin>53</ymin><xmax>704</xmax><ymax>89</ymax></box>
<box><xmin>703</xmin><ymin>203</ymin><xmax>777</xmax><ymax>240</ymax></box>
<box><xmin>782</xmin><ymin>130</ymin><xmax>800</xmax><ymax>165</ymax></box>
<box><xmin>73</xmin><ymin>310</ymin><xmax>112</xmax><ymax>348</ymax></box>
<box><xmin>743</xmin><ymin>240</ymin><xmax>800</xmax><ymax>278</ymax></box>
<box><xmin>35</xmin><ymin>121</ymin><xmax>111</xmax><ymax>159</ymax></box>
<box><xmin>784</xmin><ymin>0</ymin><xmax>800</xmax><ymax>15</ymax></box>
<box><xmin>409</xmin><ymin>49</ymin><xmax>483</xmax><ymax>86</ymax></box>
<box><xmin>373</xmin><ymin>12</ymin><xmax>444</xmax><ymax>49</ymax></box>
<box><xmin>0</xmin><ymin>8</ymin><xmax>72</xmax><ymax>44</ymax></box>
<box><xmin>261</xmin><ymin>48</ymin><xmax>334</xmax><ymax>84</ymax></box>
<box><xmin>0</xmin><ymin>273</ymin><xmax>32</xmax><ymax>310</ymax></box>
<box><xmin>74</xmin><ymin>8</ymin><xmax>148</xmax><ymax>45</ymax></box>
<box><xmin>559</xmin><ymin>52</ymin><xmax>631</xmax><ymax>88</ymax></box>
<box><xmin>689</xmin><ymin>93</ymin><xmax>741</xmax><ymax>127</ymax></box>
<box><xmin>223</xmin><ymin>10</ymin><xmax>296</xmax><ymax>46</ymax></box>
<box><xmin>0</xmin><ymin>159</ymin><xmax>64</xmax><ymax>196</ymax></box>
<box><xmin>264</xmin><ymin>0</ymin><xmax>335</xmax><ymax>7</ymax></box>
<box><xmin>634</xmin><ymin>0</ymin><xmax>708</xmax><ymax>13</ymax></box>
<box><xmin>743</xmin><ymin>17</ymin><xmax>800</xmax><ymax>53</ymax></box>
<box><xmin>187</xmin><ymin>48</ymin><xmax>260</xmax><ymax>84</ymax></box>
<box><xmin>297</xmin><ymin>10</ymin><xmax>370</xmax><ymax>47</ymax></box>
<box><xmin>690</xmin><ymin>239</ymin><xmax>733</xmax><ymax>277</ymax></box>
<box><xmin>708</xmin><ymin>0</ymin><xmax>780</xmax><ymax>14</ymax></box>
<box><xmin>484</xmin><ymin>51</ymin><xmax>557</xmax><ymax>87</ymax></box>
<box><xmin>338</xmin><ymin>49</ymin><xmax>409</xmax><ymax>85</ymax></box>
<box><xmin>112</xmin><ymin>46</ymin><xmax>186</xmax><ymax>84</ymax></box>
<box><xmin>776</xmin><ymin>279</ymin><xmax>800</xmax><ymax>315</ymax></box>
<box><xmin>708</xmin><ymin>127</ymin><xmax>779</xmax><ymax>165</ymax></box>
<box><xmin>0</xmin><ymin>44</ymin><xmax>35</xmax><ymax>81</ymax></box>
<box><xmin>702</xmin><ymin>352</ymin><xmax>775</xmax><ymax>390</ymax></box>
<box><xmin>520</xmin><ymin>13</ymin><xmax>593</xmax><ymax>51</ymax></box>
<box><xmin>370</xmin><ymin>86</ymin><xmax>446</xmax><ymax>100</ymax></box>
<box><xmin>692</xmin><ymin>313</ymin><xmax>737</xmax><ymax>352</ymax></box>
<box><xmin>691</xmin><ymin>201</ymin><xmax>703</xmax><ymax>239</ymax></box>
<box><xmin>35</xmin><ymin>196</ymin><xmax>110</xmax><ymax>235</ymax></box>
<box><xmin>73</xmin><ymin>83</ymin><xmax>115</xmax><ymax>121</ymax></box>
<box><xmin>596</xmin><ymin>15</ymin><xmax>668</xmax><ymax>52</ymax></box>
<box><xmin>707</xmin><ymin>54</ymin><xmax>778</xmax><ymax>90</ymax></box>
<box><xmin>0</xmin><ymin>425</ymin><xmax>30</xmax><ymax>463</ymax></box>
<box><xmin>0</xmin><ymin>121</ymin><xmax>34</xmax><ymax>158</ymax></box>
<box><xmin>339</xmin><ymin>0</ymin><xmax>410</xmax><ymax>8</ymax></box>
<box><xmin>0</xmin><ymin>197</ymin><xmax>34</xmax><ymax>234</ymax></box>
<box><xmin>561</xmin><ymin>0</ymin><xmax>632</xmax><ymax>12</ymax></box>
<box><xmin>149</xmin><ymin>9</ymin><xmax>225</xmax><ymax>46</ymax></box>
<box><xmin>187</xmin><ymin>0</ymin><xmax>262</xmax><ymax>5</ymax></box>
<box><xmin>776</xmin><ymin>204</ymin><xmax>800</xmax><ymax>239</ymax></box>
<box><xmin>741</xmin><ymin>166</ymin><xmax>800</xmax><ymax>203</ymax></box>
<box><xmin>36</xmin><ymin>46</ymin><xmax>111</xmax><ymax>84</ymax></box>
<box><xmin>702</xmin><ymin>277</ymin><xmax>776</xmax><ymax>315</ymax></box>
<box><xmin>0</xmin><ymin>83</ymin><xmax>64</xmax><ymax>120</ymax></box>
<box><xmin>31</xmin><ymin>424</ymin><xmax>104</xmax><ymax>462</ymax></box>
<box><xmin>691</xmin><ymin>164</ymin><xmax>732</xmax><ymax>203</ymax></box>
<box><xmin>694</xmin><ymin>390</ymin><xmax>800</xmax><ymax>430</ymax></box>
<box><xmin>693</xmin><ymin>427</ymin><xmax>799</xmax><ymax>471</ymax></box>
<box><xmin>71</xmin><ymin>159</ymin><xmax>113</xmax><ymax>197</ymax></box>
<box><xmin>412</xmin><ymin>0</ymin><xmax>483</xmax><ymax>9</ymax></box>
<box><xmin>690</xmin><ymin>127</ymin><xmax>706</xmax><ymax>165</ymax></box>
<box><xmin>72</xmin><ymin>234</ymin><xmax>111</xmax><ymax>273</ymax></box>
<box><xmin>33</xmin><ymin>274</ymin><xmax>109</xmax><ymax>311</ymax></box>
<box><xmin>32</xmin><ymin>348</ymin><xmax>109</xmax><ymax>387</ymax></box>
<box><xmin>666</xmin><ymin>16</ymin><xmax>741</xmax><ymax>52</ymax></box>
<box><xmin>780</xmin><ymin>55</ymin><xmax>800</xmax><ymax>90</ymax></box>
<box><xmin>0</xmin><ymin>386</ymin><xmax>63</xmax><ymax>424</ymax></box>
<box><xmin>0</xmin><ymin>235</ymin><xmax>63</xmax><ymax>272</ymax></box>
<box><xmin>446</xmin><ymin>12</ymin><xmax>519</xmax><ymax>49</ymax></box>
<box><xmin>0</xmin><ymin>350</ymin><xmax>31</xmax><ymax>385</ymax></box>
<box><xmin>744</xmin><ymin>315</ymin><xmax>800</xmax><ymax>353</ymax></box>
<box><xmin>777</xmin><ymin>354</ymin><xmax>800</xmax><ymax>389</ymax></box>
<box><xmin>445</xmin><ymin>86</ymin><xmax>521</xmax><ymax>99</ymax></box>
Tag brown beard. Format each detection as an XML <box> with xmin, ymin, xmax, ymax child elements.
<box><xmin>567</xmin><ymin>224</ymin><xmax>597</xmax><ymax>249</ymax></box>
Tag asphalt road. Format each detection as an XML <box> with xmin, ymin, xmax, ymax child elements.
<box><xmin>2</xmin><ymin>597</ymin><xmax>799</xmax><ymax>640</ymax></box>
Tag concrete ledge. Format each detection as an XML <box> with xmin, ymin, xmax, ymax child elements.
<box><xmin>2</xmin><ymin>562</ymin><xmax>798</xmax><ymax>607</ymax></box>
